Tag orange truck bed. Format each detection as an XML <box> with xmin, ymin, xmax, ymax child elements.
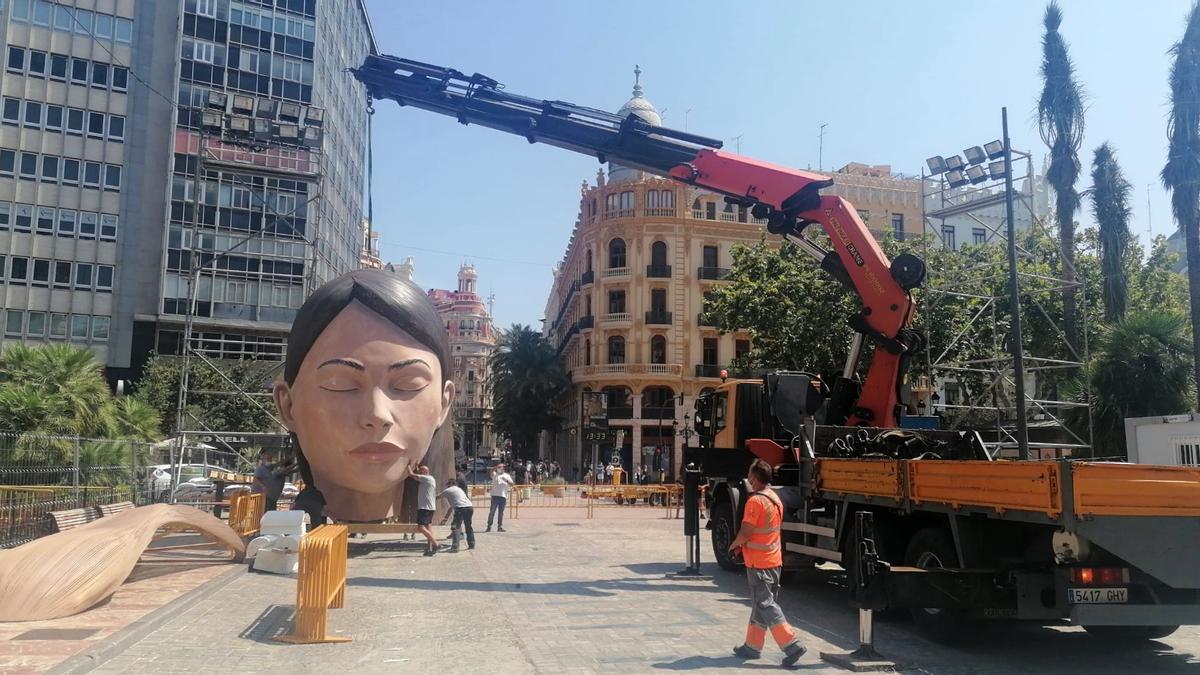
<box><xmin>814</xmin><ymin>459</ymin><xmax>1200</xmax><ymax>520</ymax></box>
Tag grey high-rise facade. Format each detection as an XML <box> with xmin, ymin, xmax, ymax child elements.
<box><xmin>0</xmin><ymin>0</ymin><xmax>375</xmax><ymax>382</ymax></box>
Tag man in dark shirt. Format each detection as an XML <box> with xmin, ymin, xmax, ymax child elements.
<box><xmin>252</xmin><ymin>451</ymin><xmax>288</xmax><ymax>511</ymax></box>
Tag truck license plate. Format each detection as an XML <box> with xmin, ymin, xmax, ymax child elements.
<box><xmin>1069</xmin><ymin>588</ymin><xmax>1128</xmax><ymax>604</ymax></box>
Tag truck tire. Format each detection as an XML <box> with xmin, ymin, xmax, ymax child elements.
<box><xmin>1083</xmin><ymin>625</ymin><xmax>1179</xmax><ymax>642</ymax></box>
<box><xmin>904</xmin><ymin>527</ymin><xmax>968</xmax><ymax>642</ymax></box>
<box><xmin>710</xmin><ymin>501</ymin><xmax>742</xmax><ymax>572</ymax></box>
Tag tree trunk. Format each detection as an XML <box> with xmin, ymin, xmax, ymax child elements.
<box><xmin>1187</xmin><ymin>221</ymin><xmax>1200</xmax><ymax>412</ymax></box>
<box><xmin>1060</xmin><ymin>201</ymin><xmax>1078</xmax><ymax>367</ymax></box>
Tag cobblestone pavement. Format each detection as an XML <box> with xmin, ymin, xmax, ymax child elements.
<box><xmin>88</xmin><ymin>508</ymin><xmax>1199</xmax><ymax>674</ymax></box>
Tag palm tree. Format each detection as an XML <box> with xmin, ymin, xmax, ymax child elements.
<box><xmin>1089</xmin><ymin>143</ymin><xmax>1132</xmax><ymax>321</ymax></box>
<box><xmin>0</xmin><ymin>344</ymin><xmax>110</xmax><ymax>437</ymax></box>
<box><xmin>487</xmin><ymin>324</ymin><xmax>569</xmax><ymax>458</ymax></box>
<box><xmin>1163</xmin><ymin>1</ymin><xmax>1200</xmax><ymax>410</ymax></box>
<box><xmin>1037</xmin><ymin>1</ymin><xmax>1086</xmax><ymax>365</ymax></box>
<box><xmin>1066</xmin><ymin>311</ymin><xmax>1193</xmax><ymax>456</ymax></box>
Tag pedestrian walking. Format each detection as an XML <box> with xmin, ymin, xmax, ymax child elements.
<box><xmin>440</xmin><ymin>481</ymin><xmax>475</xmax><ymax>551</ymax></box>
<box><xmin>413</xmin><ymin>465</ymin><xmax>439</xmax><ymax>556</ymax></box>
<box><xmin>727</xmin><ymin>459</ymin><xmax>806</xmax><ymax>667</ymax></box>
<box><xmin>486</xmin><ymin>463</ymin><xmax>514</xmax><ymax>532</ymax></box>
<box><xmin>251</xmin><ymin>451</ymin><xmax>289</xmax><ymax>512</ymax></box>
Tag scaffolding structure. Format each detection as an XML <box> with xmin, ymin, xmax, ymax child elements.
<box><xmin>918</xmin><ymin>145</ymin><xmax>1093</xmax><ymax>459</ymax></box>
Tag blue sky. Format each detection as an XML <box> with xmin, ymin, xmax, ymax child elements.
<box><xmin>362</xmin><ymin>0</ymin><xmax>1193</xmax><ymax>329</ymax></box>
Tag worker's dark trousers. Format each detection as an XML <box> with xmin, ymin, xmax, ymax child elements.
<box><xmin>450</xmin><ymin>506</ymin><xmax>475</xmax><ymax>549</ymax></box>
<box><xmin>743</xmin><ymin>566</ymin><xmax>801</xmax><ymax>653</ymax></box>
<box><xmin>487</xmin><ymin>496</ymin><xmax>506</xmax><ymax>528</ymax></box>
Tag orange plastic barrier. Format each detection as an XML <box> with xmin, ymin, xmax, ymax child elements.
<box><xmin>1073</xmin><ymin>462</ymin><xmax>1200</xmax><ymax>517</ymax></box>
<box><xmin>227</xmin><ymin>492</ymin><xmax>264</xmax><ymax>537</ymax></box>
<box><xmin>277</xmin><ymin>525</ymin><xmax>350</xmax><ymax>644</ymax></box>
<box><xmin>907</xmin><ymin>460</ymin><xmax>1061</xmax><ymax>517</ymax></box>
<box><xmin>816</xmin><ymin>459</ymin><xmax>904</xmax><ymax>500</ymax></box>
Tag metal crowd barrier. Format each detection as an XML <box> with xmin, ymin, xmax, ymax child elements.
<box><xmin>497</xmin><ymin>483</ymin><xmax>683</xmax><ymax>519</ymax></box>
<box><xmin>277</xmin><ymin>524</ymin><xmax>350</xmax><ymax>644</ymax></box>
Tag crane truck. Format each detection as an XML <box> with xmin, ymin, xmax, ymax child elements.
<box><xmin>351</xmin><ymin>54</ymin><xmax>1200</xmax><ymax>642</ymax></box>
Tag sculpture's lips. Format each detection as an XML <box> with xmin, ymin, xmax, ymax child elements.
<box><xmin>347</xmin><ymin>442</ymin><xmax>406</xmax><ymax>462</ymax></box>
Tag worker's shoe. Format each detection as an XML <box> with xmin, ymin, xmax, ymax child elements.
<box><xmin>497</xmin><ymin>527</ymin><xmax>507</xmax><ymax>532</ymax></box>
<box><xmin>732</xmin><ymin>644</ymin><xmax>761</xmax><ymax>660</ymax></box>
<box><xmin>781</xmin><ymin>643</ymin><xmax>807</xmax><ymax>668</ymax></box>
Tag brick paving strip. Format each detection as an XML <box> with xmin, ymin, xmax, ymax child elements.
<box><xmin>0</xmin><ymin>536</ymin><xmax>241</xmax><ymax>675</ymax></box>
<box><xmin>28</xmin><ymin>507</ymin><xmax>1200</xmax><ymax>675</ymax></box>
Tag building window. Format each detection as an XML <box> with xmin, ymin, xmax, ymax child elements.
<box><xmin>19</xmin><ymin>152</ymin><xmax>37</xmax><ymax>179</ymax></box>
<box><xmin>87</xmin><ymin>111</ymin><xmax>105</xmax><ymax>137</ymax></box>
<box><xmin>703</xmin><ymin>337</ymin><xmax>718</xmax><ymax>366</ymax></box>
<box><xmin>661</xmin><ymin>190</ymin><xmax>674</xmax><ymax>209</ymax></box>
<box><xmin>108</xmin><ymin>115</ymin><xmax>124</xmax><ymax>140</ymax></box>
<box><xmin>10</xmin><ymin>256</ymin><xmax>28</xmax><ymax>281</ymax></box>
<box><xmin>112</xmin><ymin>67</ymin><xmax>128</xmax><ymax>92</ymax></box>
<box><xmin>36</xmin><ymin>207</ymin><xmax>54</xmax><ymax>232</ymax></box>
<box><xmin>736</xmin><ymin>339</ymin><xmax>750</xmax><ymax>360</ymax></box>
<box><xmin>651</xmin><ymin>241</ymin><xmax>668</xmax><ymax>267</ymax></box>
<box><xmin>607</xmin><ymin>290</ymin><xmax>625</xmax><ymax>314</ymax></box>
<box><xmin>585</xmin><ymin>338</ymin><xmax>591</xmax><ymax>366</ymax></box>
<box><xmin>83</xmin><ymin>162</ymin><xmax>101</xmax><ymax>187</ymax></box>
<box><xmin>91</xmin><ymin>62</ymin><xmax>109</xmax><ymax>88</ymax></box>
<box><xmin>196</xmin><ymin>0</ymin><xmax>218</xmax><ymax>18</ymax></box>
<box><xmin>32</xmin><ymin>259</ymin><xmax>50</xmax><ymax>285</ymax></box>
<box><xmin>650</xmin><ymin>335</ymin><xmax>667</xmax><ymax>364</ymax></box>
<box><xmin>14</xmin><ymin>205</ymin><xmax>32</xmax><ymax>232</ymax></box>
<box><xmin>5</xmin><ymin>310</ymin><xmax>23</xmax><ymax>336</ymax></box>
<box><xmin>942</xmin><ymin>225</ymin><xmax>956</xmax><ymax>250</ymax></box>
<box><xmin>972</xmin><ymin>228</ymin><xmax>986</xmax><ymax>245</ymax></box>
<box><xmin>608</xmin><ymin>238</ymin><xmax>626</xmax><ymax>268</ymax></box>
<box><xmin>49</xmin><ymin>54</ymin><xmax>67</xmax><ymax>80</ymax></box>
<box><xmin>57</xmin><ymin>210</ymin><xmax>76</xmax><ymax>235</ymax></box>
<box><xmin>92</xmin><ymin>317</ymin><xmax>110</xmax><ymax>342</ymax></box>
<box><xmin>891</xmin><ymin>213</ymin><xmax>904</xmax><ymax>240</ymax></box>
<box><xmin>705</xmin><ymin>201</ymin><xmax>716</xmax><ymax>220</ymax></box>
<box><xmin>27</xmin><ymin>50</ymin><xmax>46</xmax><ymax>77</ymax></box>
<box><xmin>0</xmin><ymin>150</ymin><xmax>12</xmax><ymax>176</ymax></box>
<box><xmin>66</xmin><ymin>108</ymin><xmax>84</xmax><ymax>134</ymax></box>
<box><xmin>189</xmin><ymin>40</ymin><xmax>217</xmax><ymax>64</ymax></box>
<box><xmin>702</xmin><ymin>245</ymin><xmax>719</xmax><ymax>269</ymax></box>
<box><xmin>104</xmin><ymin>165</ymin><xmax>122</xmax><ymax>191</ymax></box>
<box><xmin>75</xmin><ymin>263</ymin><xmax>93</xmax><ymax>289</ymax></box>
<box><xmin>48</xmin><ymin>313</ymin><xmax>67</xmax><ymax>338</ymax></box>
<box><xmin>94</xmin><ymin>13</ymin><xmax>113</xmax><ymax>39</ymax></box>
<box><xmin>70</xmin><ymin>58</ymin><xmax>88</xmax><ymax>83</ymax></box>
<box><xmin>7</xmin><ymin>47</ymin><xmax>25</xmax><ymax>73</ymax></box>
<box><xmin>70</xmin><ymin>315</ymin><xmax>89</xmax><ymax>340</ymax></box>
<box><xmin>27</xmin><ymin>312</ymin><xmax>46</xmax><ymax>337</ymax></box>
<box><xmin>0</xmin><ymin>204</ymin><xmax>9</xmax><ymax>229</ymax></box>
<box><xmin>607</xmin><ymin>336</ymin><xmax>625</xmax><ymax>364</ymax></box>
<box><xmin>23</xmin><ymin>101</ymin><xmax>41</xmax><ymax>127</ymax></box>
<box><xmin>650</xmin><ymin>288</ymin><xmax>667</xmax><ymax>313</ymax></box>
<box><xmin>96</xmin><ymin>265</ymin><xmax>113</xmax><ymax>291</ymax></box>
<box><xmin>100</xmin><ymin>215</ymin><xmax>118</xmax><ymax>240</ymax></box>
<box><xmin>46</xmin><ymin>105</ymin><xmax>62</xmax><ymax>130</ymax></box>
<box><xmin>2</xmin><ymin>98</ymin><xmax>18</xmax><ymax>124</ymax></box>
<box><xmin>54</xmin><ymin>261</ymin><xmax>71</xmax><ymax>286</ymax></box>
<box><xmin>62</xmin><ymin>159</ymin><xmax>80</xmax><ymax>184</ymax></box>
<box><xmin>40</xmin><ymin>156</ymin><xmax>58</xmax><ymax>182</ymax></box>
<box><xmin>79</xmin><ymin>212</ymin><xmax>97</xmax><ymax>238</ymax></box>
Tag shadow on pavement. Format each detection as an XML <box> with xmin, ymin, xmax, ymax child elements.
<box><xmin>347</xmin><ymin>575</ymin><xmax>734</xmax><ymax>598</ymax></box>
<box><xmin>238</xmin><ymin>604</ymin><xmax>295</xmax><ymax>644</ymax></box>
<box><xmin>651</xmin><ymin>655</ymin><xmax>820</xmax><ymax>670</ymax></box>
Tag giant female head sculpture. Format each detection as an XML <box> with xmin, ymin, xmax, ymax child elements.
<box><xmin>273</xmin><ymin>269</ymin><xmax>455</xmax><ymax>522</ymax></box>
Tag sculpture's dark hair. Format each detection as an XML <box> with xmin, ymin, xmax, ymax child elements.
<box><xmin>282</xmin><ymin>269</ymin><xmax>454</xmax><ymax>520</ymax></box>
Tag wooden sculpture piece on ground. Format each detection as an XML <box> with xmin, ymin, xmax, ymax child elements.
<box><xmin>0</xmin><ymin>504</ymin><xmax>245</xmax><ymax>622</ymax></box>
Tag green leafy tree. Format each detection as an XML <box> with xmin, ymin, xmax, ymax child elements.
<box><xmin>1038</xmin><ymin>1</ymin><xmax>1087</xmax><ymax>366</ymax></box>
<box><xmin>134</xmin><ymin>355</ymin><xmax>281</xmax><ymax>435</ymax></box>
<box><xmin>1089</xmin><ymin>143</ymin><xmax>1133</xmax><ymax>320</ymax></box>
<box><xmin>1162</xmin><ymin>1</ymin><xmax>1200</xmax><ymax>410</ymax></box>
<box><xmin>488</xmin><ymin>324</ymin><xmax>569</xmax><ymax>459</ymax></box>
<box><xmin>1065</xmin><ymin>312</ymin><xmax>1194</xmax><ymax>456</ymax></box>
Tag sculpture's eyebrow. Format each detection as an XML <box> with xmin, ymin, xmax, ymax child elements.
<box><xmin>317</xmin><ymin>358</ymin><xmax>364</xmax><ymax>371</ymax></box>
<box><xmin>389</xmin><ymin>359</ymin><xmax>429</xmax><ymax>371</ymax></box>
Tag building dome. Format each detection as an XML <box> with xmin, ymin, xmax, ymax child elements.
<box><xmin>609</xmin><ymin>65</ymin><xmax>660</xmax><ymax>183</ymax></box>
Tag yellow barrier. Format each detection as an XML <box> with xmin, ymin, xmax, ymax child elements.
<box><xmin>277</xmin><ymin>525</ymin><xmax>350</xmax><ymax>644</ymax></box>
<box><xmin>227</xmin><ymin>492</ymin><xmax>264</xmax><ymax>537</ymax></box>
<box><xmin>907</xmin><ymin>460</ymin><xmax>1062</xmax><ymax>517</ymax></box>
<box><xmin>1073</xmin><ymin>462</ymin><xmax>1200</xmax><ymax>517</ymax></box>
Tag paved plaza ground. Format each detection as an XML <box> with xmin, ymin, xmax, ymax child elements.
<box><xmin>12</xmin><ymin>506</ymin><xmax>1200</xmax><ymax>674</ymax></box>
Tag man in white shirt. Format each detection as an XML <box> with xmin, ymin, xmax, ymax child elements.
<box><xmin>486</xmin><ymin>464</ymin><xmax>514</xmax><ymax>532</ymax></box>
<box><xmin>413</xmin><ymin>465</ymin><xmax>438</xmax><ymax>556</ymax></box>
<box><xmin>439</xmin><ymin>482</ymin><xmax>475</xmax><ymax>551</ymax></box>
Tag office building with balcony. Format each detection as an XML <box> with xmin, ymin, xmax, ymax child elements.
<box><xmin>0</xmin><ymin>0</ymin><xmax>374</xmax><ymax>383</ymax></box>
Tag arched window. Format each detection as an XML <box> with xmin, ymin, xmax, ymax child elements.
<box><xmin>585</xmin><ymin>249</ymin><xmax>593</xmax><ymax>273</ymax></box>
<box><xmin>607</xmin><ymin>335</ymin><xmax>625</xmax><ymax>364</ymax></box>
<box><xmin>692</xmin><ymin>198</ymin><xmax>702</xmax><ymax>213</ymax></box>
<box><xmin>608</xmin><ymin>238</ymin><xmax>626</xmax><ymax>268</ymax></box>
<box><xmin>651</xmin><ymin>241</ymin><xmax>668</xmax><ymax>267</ymax></box>
<box><xmin>647</xmin><ymin>190</ymin><xmax>660</xmax><ymax>209</ymax></box>
<box><xmin>650</xmin><ymin>335</ymin><xmax>667</xmax><ymax>364</ymax></box>
<box><xmin>661</xmin><ymin>190</ymin><xmax>675</xmax><ymax>209</ymax></box>
<box><xmin>585</xmin><ymin>338</ymin><xmax>591</xmax><ymax>366</ymax></box>
<box><xmin>643</xmin><ymin>386</ymin><xmax>676</xmax><ymax>417</ymax></box>
<box><xmin>619</xmin><ymin>191</ymin><xmax>634</xmax><ymax>211</ymax></box>
<box><xmin>590</xmin><ymin>198</ymin><xmax>597</xmax><ymax>216</ymax></box>
<box><xmin>585</xmin><ymin>294</ymin><xmax>592</xmax><ymax>316</ymax></box>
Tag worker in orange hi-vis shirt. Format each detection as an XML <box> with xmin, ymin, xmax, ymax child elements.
<box><xmin>727</xmin><ymin>458</ymin><xmax>807</xmax><ymax>668</ymax></box>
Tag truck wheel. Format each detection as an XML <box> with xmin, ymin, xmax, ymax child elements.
<box><xmin>711</xmin><ymin>501</ymin><xmax>742</xmax><ymax>572</ymax></box>
<box><xmin>904</xmin><ymin>527</ymin><xmax>968</xmax><ymax>642</ymax></box>
<box><xmin>1083</xmin><ymin>625</ymin><xmax>1179</xmax><ymax>642</ymax></box>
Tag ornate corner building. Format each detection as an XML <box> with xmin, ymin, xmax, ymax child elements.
<box><xmin>428</xmin><ymin>264</ymin><xmax>495</xmax><ymax>461</ymax></box>
<box><xmin>540</xmin><ymin>69</ymin><xmax>930</xmax><ymax>480</ymax></box>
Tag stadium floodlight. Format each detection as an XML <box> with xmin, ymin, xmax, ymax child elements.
<box><xmin>944</xmin><ymin>154</ymin><xmax>965</xmax><ymax>172</ymax></box>
<box><xmin>963</xmin><ymin>146</ymin><xmax>986</xmax><ymax>165</ymax></box>
<box><xmin>946</xmin><ymin>169</ymin><xmax>969</xmax><ymax>188</ymax></box>
<box><xmin>966</xmin><ymin>164</ymin><xmax>988</xmax><ymax>184</ymax></box>
<box><xmin>988</xmin><ymin>159</ymin><xmax>1008</xmax><ymax>181</ymax></box>
<box><xmin>984</xmin><ymin>139</ymin><xmax>1004</xmax><ymax>159</ymax></box>
<box><xmin>926</xmin><ymin>156</ymin><xmax>947</xmax><ymax>175</ymax></box>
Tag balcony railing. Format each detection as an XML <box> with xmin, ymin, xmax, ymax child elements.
<box><xmin>645</xmin><ymin>310</ymin><xmax>673</xmax><ymax>325</ymax></box>
<box><xmin>646</xmin><ymin>264</ymin><xmax>672</xmax><ymax>278</ymax></box>
<box><xmin>697</xmin><ymin>266</ymin><xmax>731</xmax><ymax>281</ymax></box>
<box><xmin>607</xmin><ymin>406</ymin><xmax>634</xmax><ymax>420</ymax></box>
<box><xmin>641</xmin><ymin>404</ymin><xmax>676</xmax><ymax>419</ymax></box>
<box><xmin>581</xmin><ymin>270</ymin><xmax>595</xmax><ymax>285</ymax></box>
<box><xmin>697</xmin><ymin>313</ymin><xmax>717</xmax><ymax>327</ymax></box>
<box><xmin>601</xmin><ymin>312</ymin><xmax>631</xmax><ymax>323</ymax></box>
<box><xmin>604</xmin><ymin>209</ymin><xmax>635</xmax><ymax>219</ymax></box>
<box><xmin>647</xmin><ymin>364</ymin><xmax>677</xmax><ymax>374</ymax></box>
<box><xmin>601</xmin><ymin>267</ymin><xmax>631</xmax><ymax>279</ymax></box>
<box><xmin>691</xmin><ymin>209</ymin><xmax>705</xmax><ymax>219</ymax></box>
<box><xmin>695</xmin><ymin>364</ymin><xmax>725</xmax><ymax>378</ymax></box>
<box><xmin>577</xmin><ymin>315</ymin><xmax>594</xmax><ymax>330</ymax></box>
<box><xmin>597</xmin><ymin>363</ymin><xmax>627</xmax><ymax>374</ymax></box>
<box><xmin>645</xmin><ymin>207</ymin><xmax>676</xmax><ymax>217</ymax></box>
<box><xmin>719</xmin><ymin>211</ymin><xmax>737</xmax><ymax>222</ymax></box>
<box><xmin>573</xmin><ymin>363</ymin><xmax>683</xmax><ymax>379</ymax></box>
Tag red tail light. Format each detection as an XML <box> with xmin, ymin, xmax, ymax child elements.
<box><xmin>1070</xmin><ymin>567</ymin><xmax>1129</xmax><ymax>585</ymax></box>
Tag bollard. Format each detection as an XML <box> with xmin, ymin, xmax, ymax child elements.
<box><xmin>674</xmin><ymin>465</ymin><xmax>707</xmax><ymax>577</ymax></box>
<box><xmin>276</xmin><ymin>524</ymin><xmax>351</xmax><ymax>644</ymax></box>
<box><xmin>820</xmin><ymin>511</ymin><xmax>899</xmax><ymax>672</ymax></box>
